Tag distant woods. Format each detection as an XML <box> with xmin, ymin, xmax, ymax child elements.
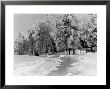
<box><xmin>14</xmin><ymin>14</ymin><xmax>97</xmax><ymax>55</ymax></box>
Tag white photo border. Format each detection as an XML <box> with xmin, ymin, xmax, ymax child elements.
<box><xmin>5</xmin><ymin>5</ymin><xmax>106</xmax><ymax>85</ymax></box>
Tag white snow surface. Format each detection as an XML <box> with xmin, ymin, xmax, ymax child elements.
<box><xmin>14</xmin><ymin>53</ymin><xmax>97</xmax><ymax>76</ymax></box>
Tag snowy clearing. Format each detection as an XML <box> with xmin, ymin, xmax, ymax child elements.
<box><xmin>14</xmin><ymin>52</ymin><xmax>97</xmax><ymax>76</ymax></box>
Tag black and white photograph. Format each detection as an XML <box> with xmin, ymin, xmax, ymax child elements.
<box><xmin>14</xmin><ymin>14</ymin><xmax>97</xmax><ymax>76</ymax></box>
<box><xmin>4</xmin><ymin>4</ymin><xmax>106</xmax><ymax>85</ymax></box>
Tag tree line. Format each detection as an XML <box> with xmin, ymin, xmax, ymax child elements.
<box><xmin>14</xmin><ymin>14</ymin><xmax>97</xmax><ymax>56</ymax></box>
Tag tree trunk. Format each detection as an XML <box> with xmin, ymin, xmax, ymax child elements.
<box><xmin>86</xmin><ymin>47</ymin><xmax>87</xmax><ymax>53</ymax></box>
<box><xmin>73</xmin><ymin>48</ymin><xmax>75</xmax><ymax>54</ymax></box>
<box><xmin>91</xmin><ymin>47</ymin><xmax>92</xmax><ymax>52</ymax></box>
<box><xmin>69</xmin><ymin>48</ymin><xmax>70</xmax><ymax>55</ymax></box>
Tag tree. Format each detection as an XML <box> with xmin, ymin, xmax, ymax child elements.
<box><xmin>76</xmin><ymin>14</ymin><xmax>97</xmax><ymax>52</ymax></box>
<box><xmin>15</xmin><ymin>21</ymin><xmax>57</xmax><ymax>56</ymax></box>
<box><xmin>14</xmin><ymin>32</ymin><xmax>29</xmax><ymax>55</ymax></box>
<box><xmin>27</xmin><ymin>22</ymin><xmax>40</xmax><ymax>55</ymax></box>
<box><xmin>55</xmin><ymin>14</ymin><xmax>81</xmax><ymax>54</ymax></box>
<box><xmin>36</xmin><ymin>22</ymin><xmax>57</xmax><ymax>55</ymax></box>
<box><xmin>55</xmin><ymin>14</ymin><xmax>71</xmax><ymax>53</ymax></box>
<box><xmin>84</xmin><ymin>14</ymin><xmax>97</xmax><ymax>52</ymax></box>
<box><xmin>28</xmin><ymin>30</ymin><xmax>36</xmax><ymax>55</ymax></box>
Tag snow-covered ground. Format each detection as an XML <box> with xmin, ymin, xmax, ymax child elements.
<box><xmin>14</xmin><ymin>52</ymin><xmax>97</xmax><ymax>76</ymax></box>
<box><xmin>66</xmin><ymin>53</ymin><xmax>97</xmax><ymax>76</ymax></box>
